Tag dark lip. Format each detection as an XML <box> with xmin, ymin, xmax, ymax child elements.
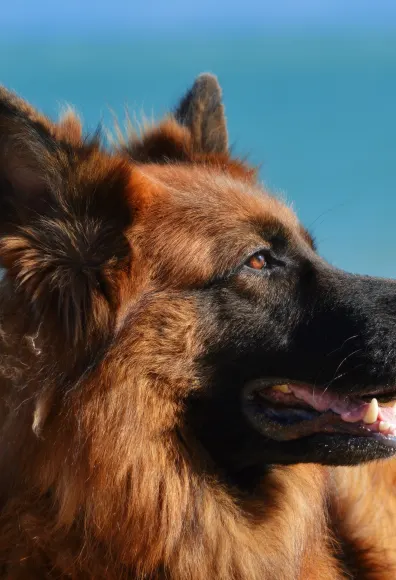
<box><xmin>243</xmin><ymin>377</ymin><xmax>396</xmax><ymax>403</ymax></box>
<box><xmin>241</xmin><ymin>377</ymin><xmax>396</xmax><ymax>447</ymax></box>
<box><xmin>360</xmin><ymin>387</ymin><xmax>396</xmax><ymax>402</ymax></box>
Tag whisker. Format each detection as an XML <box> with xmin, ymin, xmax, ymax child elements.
<box><xmin>326</xmin><ymin>335</ymin><xmax>359</xmax><ymax>357</ymax></box>
<box><xmin>322</xmin><ymin>349</ymin><xmax>363</xmax><ymax>396</ymax></box>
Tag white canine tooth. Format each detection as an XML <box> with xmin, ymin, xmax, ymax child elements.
<box><xmin>272</xmin><ymin>384</ymin><xmax>291</xmax><ymax>394</ymax></box>
<box><xmin>363</xmin><ymin>398</ymin><xmax>379</xmax><ymax>424</ymax></box>
<box><xmin>379</xmin><ymin>421</ymin><xmax>390</xmax><ymax>433</ymax></box>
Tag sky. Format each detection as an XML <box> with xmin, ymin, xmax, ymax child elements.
<box><xmin>3</xmin><ymin>0</ymin><xmax>396</xmax><ymax>37</ymax></box>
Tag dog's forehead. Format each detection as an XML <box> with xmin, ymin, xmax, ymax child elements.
<box><xmin>136</xmin><ymin>164</ymin><xmax>299</xmax><ymax>231</ymax></box>
<box><xmin>129</xmin><ymin>165</ymin><xmax>303</xmax><ymax>286</ymax></box>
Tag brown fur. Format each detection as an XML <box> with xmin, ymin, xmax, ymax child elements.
<box><xmin>0</xmin><ymin>86</ymin><xmax>83</xmax><ymax>146</ymax></box>
<box><xmin>0</xmin><ymin>76</ymin><xmax>395</xmax><ymax>579</ymax></box>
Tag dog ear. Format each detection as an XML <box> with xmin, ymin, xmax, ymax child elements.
<box><xmin>0</xmin><ymin>86</ymin><xmax>83</xmax><ymax>146</ymax></box>
<box><xmin>0</xmin><ymin>87</ymin><xmax>132</xmax><ymax>366</ymax></box>
<box><xmin>124</xmin><ymin>73</ymin><xmax>229</xmax><ymax>163</ymax></box>
<box><xmin>174</xmin><ymin>73</ymin><xmax>228</xmax><ymax>154</ymax></box>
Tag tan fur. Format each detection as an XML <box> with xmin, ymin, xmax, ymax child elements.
<box><xmin>331</xmin><ymin>460</ymin><xmax>396</xmax><ymax>578</ymax></box>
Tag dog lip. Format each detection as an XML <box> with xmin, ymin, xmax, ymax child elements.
<box><xmin>243</xmin><ymin>378</ymin><xmax>307</xmax><ymax>398</ymax></box>
<box><xmin>243</xmin><ymin>378</ymin><xmax>396</xmax><ymax>401</ymax></box>
<box><xmin>361</xmin><ymin>386</ymin><xmax>396</xmax><ymax>401</ymax></box>
<box><xmin>242</xmin><ymin>378</ymin><xmax>396</xmax><ymax>444</ymax></box>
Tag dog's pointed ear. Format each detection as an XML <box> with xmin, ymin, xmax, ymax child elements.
<box><xmin>174</xmin><ymin>73</ymin><xmax>228</xmax><ymax>154</ymax></box>
<box><xmin>124</xmin><ymin>73</ymin><xmax>229</xmax><ymax>163</ymax></box>
<box><xmin>0</xmin><ymin>87</ymin><xmax>63</xmax><ymax>228</ymax></box>
<box><xmin>0</xmin><ymin>87</ymin><xmax>132</xmax><ymax>366</ymax></box>
<box><xmin>0</xmin><ymin>87</ymin><xmax>85</xmax><ymax>226</ymax></box>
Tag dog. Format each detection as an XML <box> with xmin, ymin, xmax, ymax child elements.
<box><xmin>0</xmin><ymin>74</ymin><xmax>395</xmax><ymax>579</ymax></box>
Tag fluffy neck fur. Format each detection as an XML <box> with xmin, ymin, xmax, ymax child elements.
<box><xmin>0</xmin><ymin>292</ymin><xmax>342</xmax><ymax>580</ymax></box>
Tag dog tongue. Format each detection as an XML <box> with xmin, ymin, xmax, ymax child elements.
<box><xmin>288</xmin><ymin>384</ymin><xmax>396</xmax><ymax>436</ymax></box>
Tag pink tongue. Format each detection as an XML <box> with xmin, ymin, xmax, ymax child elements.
<box><xmin>289</xmin><ymin>385</ymin><xmax>396</xmax><ymax>435</ymax></box>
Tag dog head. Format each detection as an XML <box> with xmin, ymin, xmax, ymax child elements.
<box><xmin>0</xmin><ymin>76</ymin><xmax>396</xmax><ymax>499</ymax></box>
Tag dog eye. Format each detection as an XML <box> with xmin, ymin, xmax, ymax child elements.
<box><xmin>245</xmin><ymin>251</ymin><xmax>267</xmax><ymax>271</ymax></box>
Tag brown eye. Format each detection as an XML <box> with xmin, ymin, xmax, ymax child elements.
<box><xmin>245</xmin><ymin>251</ymin><xmax>267</xmax><ymax>270</ymax></box>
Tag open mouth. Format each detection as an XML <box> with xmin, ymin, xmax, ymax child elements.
<box><xmin>243</xmin><ymin>379</ymin><xmax>396</xmax><ymax>448</ymax></box>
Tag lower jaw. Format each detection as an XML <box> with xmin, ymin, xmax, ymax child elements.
<box><xmin>221</xmin><ymin>433</ymin><xmax>396</xmax><ymax>482</ymax></box>
<box><xmin>265</xmin><ymin>433</ymin><xmax>396</xmax><ymax>466</ymax></box>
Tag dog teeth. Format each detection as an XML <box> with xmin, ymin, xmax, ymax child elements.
<box><xmin>363</xmin><ymin>398</ymin><xmax>379</xmax><ymax>424</ymax></box>
<box><xmin>272</xmin><ymin>384</ymin><xmax>291</xmax><ymax>394</ymax></box>
<box><xmin>379</xmin><ymin>421</ymin><xmax>391</xmax><ymax>433</ymax></box>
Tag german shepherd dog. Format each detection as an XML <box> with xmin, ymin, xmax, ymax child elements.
<box><xmin>0</xmin><ymin>74</ymin><xmax>395</xmax><ymax>579</ymax></box>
